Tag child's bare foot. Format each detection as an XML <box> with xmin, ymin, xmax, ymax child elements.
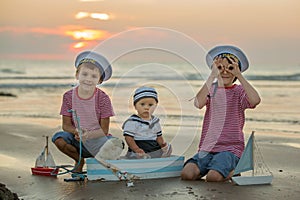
<box><xmin>74</xmin><ymin>158</ymin><xmax>85</xmax><ymax>173</ymax></box>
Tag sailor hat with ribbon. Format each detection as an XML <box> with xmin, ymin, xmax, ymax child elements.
<box><xmin>75</xmin><ymin>51</ymin><xmax>112</xmax><ymax>81</ymax></box>
<box><xmin>206</xmin><ymin>45</ymin><xmax>249</xmax><ymax>72</ymax></box>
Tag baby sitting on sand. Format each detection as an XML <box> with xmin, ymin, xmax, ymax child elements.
<box><xmin>122</xmin><ymin>86</ymin><xmax>172</xmax><ymax>159</ymax></box>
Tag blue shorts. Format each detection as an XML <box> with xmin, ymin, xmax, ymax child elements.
<box><xmin>52</xmin><ymin>131</ymin><xmax>112</xmax><ymax>158</ymax></box>
<box><xmin>184</xmin><ymin>151</ymin><xmax>239</xmax><ymax>178</ymax></box>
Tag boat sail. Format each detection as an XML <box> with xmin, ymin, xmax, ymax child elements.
<box><xmin>232</xmin><ymin>131</ymin><xmax>273</xmax><ymax>185</ymax></box>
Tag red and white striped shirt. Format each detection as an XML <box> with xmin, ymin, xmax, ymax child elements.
<box><xmin>60</xmin><ymin>87</ymin><xmax>114</xmax><ymax>131</ymax></box>
<box><xmin>198</xmin><ymin>84</ymin><xmax>255</xmax><ymax>158</ymax></box>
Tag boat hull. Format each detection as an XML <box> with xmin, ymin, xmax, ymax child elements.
<box><xmin>232</xmin><ymin>175</ymin><xmax>273</xmax><ymax>185</ymax></box>
<box><xmin>31</xmin><ymin>167</ymin><xmax>59</xmax><ymax>177</ymax></box>
<box><xmin>86</xmin><ymin>156</ymin><xmax>184</xmax><ymax>181</ymax></box>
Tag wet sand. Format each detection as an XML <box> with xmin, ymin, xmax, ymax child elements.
<box><xmin>1</xmin><ymin>122</ymin><xmax>300</xmax><ymax>200</ymax></box>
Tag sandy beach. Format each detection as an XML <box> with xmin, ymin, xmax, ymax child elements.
<box><xmin>1</xmin><ymin>79</ymin><xmax>300</xmax><ymax>199</ymax></box>
<box><xmin>0</xmin><ymin>97</ymin><xmax>299</xmax><ymax>199</ymax></box>
<box><xmin>1</xmin><ymin>122</ymin><xmax>300</xmax><ymax>200</ymax></box>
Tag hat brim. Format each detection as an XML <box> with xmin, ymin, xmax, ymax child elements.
<box><xmin>206</xmin><ymin>45</ymin><xmax>249</xmax><ymax>72</ymax></box>
<box><xmin>75</xmin><ymin>51</ymin><xmax>112</xmax><ymax>81</ymax></box>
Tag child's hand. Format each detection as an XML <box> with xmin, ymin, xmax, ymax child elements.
<box><xmin>135</xmin><ymin>148</ymin><xmax>147</xmax><ymax>158</ymax></box>
<box><xmin>75</xmin><ymin>129</ymin><xmax>88</xmax><ymax>142</ymax></box>
<box><xmin>211</xmin><ymin>56</ymin><xmax>223</xmax><ymax>78</ymax></box>
<box><xmin>226</xmin><ymin>56</ymin><xmax>241</xmax><ymax>77</ymax></box>
<box><xmin>161</xmin><ymin>143</ymin><xmax>172</xmax><ymax>157</ymax></box>
<box><xmin>74</xmin><ymin>128</ymin><xmax>80</xmax><ymax>140</ymax></box>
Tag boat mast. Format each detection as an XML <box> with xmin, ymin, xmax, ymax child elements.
<box><xmin>45</xmin><ymin>136</ymin><xmax>49</xmax><ymax>157</ymax></box>
<box><xmin>251</xmin><ymin>131</ymin><xmax>255</xmax><ymax>177</ymax></box>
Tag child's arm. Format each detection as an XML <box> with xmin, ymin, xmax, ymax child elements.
<box><xmin>100</xmin><ymin>117</ymin><xmax>110</xmax><ymax>135</ymax></box>
<box><xmin>194</xmin><ymin>56</ymin><xmax>221</xmax><ymax>109</ymax></box>
<box><xmin>236</xmin><ymin>74</ymin><xmax>261</xmax><ymax>107</ymax></box>
<box><xmin>194</xmin><ymin>74</ymin><xmax>215</xmax><ymax>109</ymax></box>
<box><xmin>124</xmin><ymin>136</ymin><xmax>145</xmax><ymax>154</ymax></box>
<box><xmin>62</xmin><ymin>115</ymin><xmax>79</xmax><ymax>136</ymax></box>
<box><xmin>156</xmin><ymin>135</ymin><xmax>167</xmax><ymax>148</ymax></box>
<box><xmin>228</xmin><ymin>56</ymin><xmax>261</xmax><ymax>107</ymax></box>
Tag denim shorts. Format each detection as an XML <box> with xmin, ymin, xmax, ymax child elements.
<box><xmin>184</xmin><ymin>151</ymin><xmax>239</xmax><ymax>178</ymax></box>
<box><xmin>52</xmin><ymin>131</ymin><xmax>112</xmax><ymax>158</ymax></box>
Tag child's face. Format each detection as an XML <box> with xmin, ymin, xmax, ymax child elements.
<box><xmin>216</xmin><ymin>58</ymin><xmax>236</xmax><ymax>87</ymax></box>
<box><xmin>76</xmin><ymin>63</ymin><xmax>102</xmax><ymax>91</ymax></box>
<box><xmin>134</xmin><ymin>97</ymin><xmax>157</xmax><ymax>120</ymax></box>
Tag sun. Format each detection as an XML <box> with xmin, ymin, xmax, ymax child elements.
<box><xmin>65</xmin><ymin>29</ymin><xmax>109</xmax><ymax>41</ymax></box>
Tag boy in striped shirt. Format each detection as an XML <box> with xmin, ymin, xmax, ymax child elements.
<box><xmin>181</xmin><ymin>45</ymin><xmax>261</xmax><ymax>182</ymax></box>
<box><xmin>52</xmin><ymin>51</ymin><xmax>120</xmax><ymax>173</ymax></box>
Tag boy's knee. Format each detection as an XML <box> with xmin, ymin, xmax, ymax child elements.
<box><xmin>181</xmin><ymin>171</ymin><xmax>195</xmax><ymax>180</ymax></box>
<box><xmin>181</xmin><ymin>163</ymin><xmax>200</xmax><ymax>180</ymax></box>
<box><xmin>206</xmin><ymin>170</ymin><xmax>224</xmax><ymax>182</ymax></box>
<box><xmin>54</xmin><ymin>138</ymin><xmax>67</xmax><ymax>149</ymax></box>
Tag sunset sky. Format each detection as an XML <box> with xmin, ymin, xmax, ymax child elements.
<box><xmin>1</xmin><ymin>0</ymin><xmax>299</xmax><ymax>68</ymax></box>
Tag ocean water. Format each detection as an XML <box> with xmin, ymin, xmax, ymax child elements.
<box><xmin>1</xmin><ymin>59</ymin><xmax>299</xmax><ymax>88</ymax></box>
<box><xmin>0</xmin><ymin>59</ymin><xmax>300</xmax><ymax>150</ymax></box>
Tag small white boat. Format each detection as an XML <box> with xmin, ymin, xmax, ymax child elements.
<box><xmin>232</xmin><ymin>131</ymin><xmax>273</xmax><ymax>185</ymax></box>
<box><xmin>86</xmin><ymin>155</ymin><xmax>184</xmax><ymax>181</ymax></box>
<box><xmin>31</xmin><ymin>136</ymin><xmax>58</xmax><ymax>177</ymax></box>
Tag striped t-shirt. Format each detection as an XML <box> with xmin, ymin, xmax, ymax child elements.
<box><xmin>60</xmin><ymin>87</ymin><xmax>114</xmax><ymax>131</ymax></box>
<box><xmin>122</xmin><ymin>114</ymin><xmax>162</xmax><ymax>140</ymax></box>
<box><xmin>198</xmin><ymin>84</ymin><xmax>255</xmax><ymax>158</ymax></box>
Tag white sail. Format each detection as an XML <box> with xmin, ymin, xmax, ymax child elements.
<box><xmin>45</xmin><ymin>152</ymin><xmax>56</xmax><ymax>167</ymax></box>
<box><xmin>233</xmin><ymin>133</ymin><xmax>254</xmax><ymax>175</ymax></box>
<box><xmin>35</xmin><ymin>149</ymin><xmax>46</xmax><ymax>167</ymax></box>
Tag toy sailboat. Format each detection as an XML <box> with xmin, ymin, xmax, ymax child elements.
<box><xmin>232</xmin><ymin>131</ymin><xmax>273</xmax><ymax>185</ymax></box>
<box><xmin>31</xmin><ymin>136</ymin><xmax>59</xmax><ymax>177</ymax></box>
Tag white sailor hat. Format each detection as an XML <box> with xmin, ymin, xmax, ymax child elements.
<box><xmin>206</xmin><ymin>45</ymin><xmax>249</xmax><ymax>72</ymax></box>
<box><xmin>75</xmin><ymin>51</ymin><xmax>112</xmax><ymax>81</ymax></box>
<box><xmin>133</xmin><ymin>86</ymin><xmax>158</xmax><ymax>105</ymax></box>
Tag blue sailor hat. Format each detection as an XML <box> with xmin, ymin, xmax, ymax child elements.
<box><xmin>75</xmin><ymin>51</ymin><xmax>112</xmax><ymax>81</ymax></box>
<box><xmin>206</xmin><ymin>45</ymin><xmax>249</xmax><ymax>72</ymax></box>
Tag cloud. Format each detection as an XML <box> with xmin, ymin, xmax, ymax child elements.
<box><xmin>0</xmin><ymin>25</ymin><xmax>114</xmax><ymax>59</ymax></box>
<box><xmin>0</xmin><ymin>26</ymin><xmax>63</xmax><ymax>36</ymax></box>
<box><xmin>90</xmin><ymin>13</ymin><xmax>110</xmax><ymax>20</ymax></box>
<box><xmin>75</xmin><ymin>12</ymin><xmax>110</xmax><ymax>20</ymax></box>
<box><xmin>75</xmin><ymin>12</ymin><xmax>90</xmax><ymax>19</ymax></box>
<box><xmin>0</xmin><ymin>25</ymin><xmax>112</xmax><ymax>41</ymax></box>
